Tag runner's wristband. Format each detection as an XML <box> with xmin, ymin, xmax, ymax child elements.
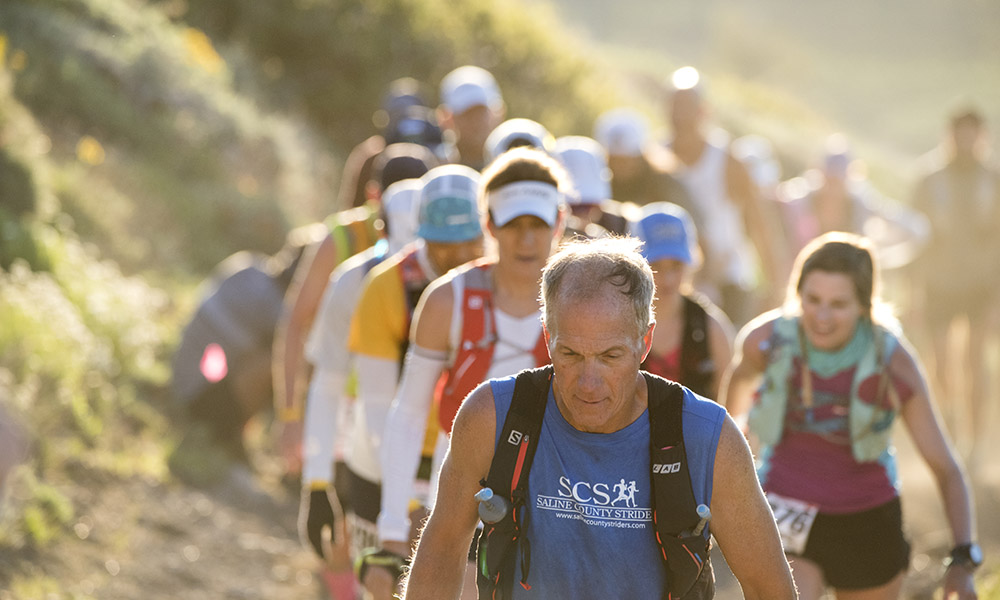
<box><xmin>354</xmin><ymin>547</ymin><xmax>410</xmax><ymax>583</ymax></box>
<box><xmin>947</xmin><ymin>543</ymin><xmax>983</xmax><ymax>570</ymax></box>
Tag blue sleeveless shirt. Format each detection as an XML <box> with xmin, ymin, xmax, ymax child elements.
<box><xmin>490</xmin><ymin>375</ymin><xmax>725</xmax><ymax>599</ymax></box>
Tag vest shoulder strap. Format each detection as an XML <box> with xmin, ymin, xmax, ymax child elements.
<box><xmin>680</xmin><ymin>294</ymin><xmax>712</xmax><ymax>397</ymax></box>
<box><xmin>645</xmin><ymin>373</ymin><xmax>714</xmax><ymax>599</ymax></box>
<box><xmin>485</xmin><ymin>366</ymin><xmax>552</xmax><ymax>500</ymax></box>
<box><xmin>397</xmin><ymin>249</ymin><xmax>428</xmax><ymax>314</ymax></box>
<box><xmin>645</xmin><ymin>373</ymin><xmax>695</xmax><ymax>525</ymax></box>
<box><xmin>477</xmin><ymin>366</ymin><xmax>552</xmax><ymax>598</ymax></box>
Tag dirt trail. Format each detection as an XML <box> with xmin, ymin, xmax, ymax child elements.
<box><xmin>1</xmin><ymin>424</ymin><xmax>995</xmax><ymax>599</ymax></box>
<box><xmin>0</xmin><ymin>463</ymin><xmax>327</xmax><ymax>600</ymax></box>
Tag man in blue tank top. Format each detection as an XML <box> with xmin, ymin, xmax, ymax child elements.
<box><xmin>401</xmin><ymin>237</ymin><xmax>795</xmax><ymax>599</ymax></box>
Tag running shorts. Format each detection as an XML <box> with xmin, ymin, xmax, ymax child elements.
<box><xmin>343</xmin><ymin>457</ymin><xmax>434</xmax><ymax>559</ymax></box>
<box><xmin>793</xmin><ymin>496</ymin><xmax>910</xmax><ymax>589</ymax></box>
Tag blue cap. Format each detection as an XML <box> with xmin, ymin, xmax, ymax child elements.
<box><xmin>381</xmin><ymin>77</ymin><xmax>426</xmax><ymax>120</ymax></box>
<box><xmin>631</xmin><ymin>202</ymin><xmax>697</xmax><ymax>264</ymax></box>
<box><xmin>385</xmin><ymin>105</ymin><xmax>444</xmax><ymax>150</ymax></box>
<box><xmin>417</xmin><ymin>165</ymin><xmax>483</xmax><ymax>242</ymax></box>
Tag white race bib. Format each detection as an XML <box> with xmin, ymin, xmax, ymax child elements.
<box><xmin>766</xmin><ymin>492</ymin><xmax>819</xmax><ymax>554</ymax></box>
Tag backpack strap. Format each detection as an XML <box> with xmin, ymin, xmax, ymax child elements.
<box><xmin>396</xmin><ymin>248</ymin><xmax>430</xmax><ymax>371</ymax></box>
<box><xmin>398</xmin><ymin>248</ymin><xmax>428</xmax><ymax>318</ymax></box>
<box><xmin>679</xmin><ymin>294</ymin><xmax>713</xmax><ymax>398</ymax></box>
<box><xmin>477</xmin><ymin>366</ymin><xmax>552</xmax><ymax>599</ymax></box>
<box><xmin>645</xmin><ymin>373</ymin><xmax>714</xmax><ymax>599</ymax></box>
<box><xmin>438</xmin><ymin>263</ymin><xmax>496</xmax><ymax>434</ymax></box>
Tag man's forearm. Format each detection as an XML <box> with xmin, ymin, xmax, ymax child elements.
<box><xmin>742</xmin><ymin>579</ymin><xmax>798</xmax><ymax>600</ymax></box>
<box><xmin>401</xmin><ymin>524</ymin><xmax>470</xmax><ymax>600</ymax></box>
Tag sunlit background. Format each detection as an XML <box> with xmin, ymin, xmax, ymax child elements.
<box><xmin>0</xmin><ymin>0</ymin><xmax>997</xmax><ymax>597</ymax></box>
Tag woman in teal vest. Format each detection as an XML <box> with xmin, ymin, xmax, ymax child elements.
<box><xmin>722</xmin><ymin>232</ymin><xmax>979</xmax><ymax>600</ymax></box>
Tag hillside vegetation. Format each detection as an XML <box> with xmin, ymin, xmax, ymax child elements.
<box><xmin>0</xmin><ymin>0</ymin><xmax>612</xmax><ymax>595</ymax></box>
<box><xmin>1</xmin><ymin>0</ymin><xmax>998</xmax><ymax>597</ymax></box>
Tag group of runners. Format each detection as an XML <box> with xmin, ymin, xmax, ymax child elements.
<box><xmin>170</xmin><ymin>63</ymin><xmax>996</xmax><ymax>600</ymax></box>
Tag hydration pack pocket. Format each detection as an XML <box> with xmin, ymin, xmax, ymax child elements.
<box><xmin>661</xmin><ymin>532</ymin><xmax>714</xmax><ymax>599</ymax></box>
<box><xmin>476</xmin><ymin>513</ymin><xmax>520</xmax><ymax>598</ymax></box>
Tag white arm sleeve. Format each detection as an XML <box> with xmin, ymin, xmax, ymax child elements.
<box><xmin>301</xmin><ymin>255</ymin><xmax>373</xmax><ymax>484</ymax></box>
<box><xmin>376</xmin><ymin>345</ymin><xmax>447</xmax><ymax>543</ymax></box>
<box><xmin>301</xmin><ymin>367</ymin><xmax>346</xmax><ymax>485</ymax></box>
<box><xmin>347</xmin><ymin>355</ymin><xmax>401</xmax><ymax>482</ymax></box>
<box><xmin>305</xmin><ymin>254</ymin><xmax>370</xmax><ymax>369</ymax></box>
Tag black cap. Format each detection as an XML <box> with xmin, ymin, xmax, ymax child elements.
<box><xmin>375</xmin><ymin>143</ymin><xmax>440</xmax><ymax>191</ymax></box>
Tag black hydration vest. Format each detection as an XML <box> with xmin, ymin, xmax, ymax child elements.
<box><xmin>642</xmin><ymin>294</ymin><xmax>714</xmax><ymax>398</ymax></box>
<box><xmin>476</xmin><ymin>366</ymin><xmax>715</xmax><ymax>599</ymax></box>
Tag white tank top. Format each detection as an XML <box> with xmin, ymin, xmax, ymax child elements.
<box><xmin>672</xmin><ymin>138</ymin><xmax>755</xmax><ymax>287</ymax></box>
<box><xmin>449</xmin><ymin>267</ymin><xmax>543</xmax><ymax>378</ymax></box>
<box><xmin>488</xmin><ymin>309</ymin><xmax>543</xmax><ymax>378</ymax></box>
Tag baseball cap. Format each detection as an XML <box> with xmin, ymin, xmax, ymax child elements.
<box><xmin>385</xmin><ymin>105</ymin><xmax>444</xmax><ymax>150</ymax></box>
<box><xmin>440</xmin><ymin>66</ymin><xmax>504</xmax><ymax>115</ymax></box>
<box><xmin>417</xmin><ymin>165</ymin><xmax>483</xmax><ymax>242</ymax></box>
<box><xmin>488</xmin><ymin>179</ymin><xmax>564</xmax><ymax>228</ymax></box>
<box><xmin>594</xmin><ymin>108</ymin><xmax>649</xmax><ymax>157</ymax></box>
<box><xmin>381</xmin><ymin>178</ymin><xmax>423</xmax><ymax>251</ymax></box>
<box><xmin>483</xmin><ymin>118</ymin><xmax>556</xmax><ymax>165</ymax></box>
<box><xmin>373</xmin><ymin>77</ymin><xmax>427</xmax><ymax>131</ymax></box>
<box><xmin>631</xmin><ymin>202</ymin><xmax>697</xmax><ymax>265</ymax></box>
<box><xmin>382</xmin><ymin>78</ymin><xmax>425</xmax><ymax>115</ymax></box>
<box><xmin>375</xmin><ymin>143</ymin><xmax>439</xmax><ymax>191</ymax></box>
<box><xmin>555</xmin><ymin>136</ymin><xmax>612</xmax><ymax>205</ymax></box>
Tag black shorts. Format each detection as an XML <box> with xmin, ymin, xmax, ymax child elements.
<box><xmin>793</xmin><ymin>497</ymin><xmax>910</xmax><ymax>589</ymax></box>
<box><xmin>342</xmin><ymin>462</ymin><xmax>479</xmax><ymax>562</ymax></box>
<box><xmin>341</xmin><ymin>455</ymin><xmax>435</xmax><ymax>525</ymax></box>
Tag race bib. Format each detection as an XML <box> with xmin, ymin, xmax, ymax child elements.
<box><xmin>766</xmin><ymin>492</ymin><xmax>819</xmax><ymax>554</ymax></box>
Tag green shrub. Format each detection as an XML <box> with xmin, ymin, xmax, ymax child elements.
<box><xmin>0</xmin><ymin>0</ymin><xmax>332</xmax><ymax>273</ymax></box>
<box><xmin>182</xmin><ymin>0</ymin><xmax>615</xmax><ymax>143</ymax></box>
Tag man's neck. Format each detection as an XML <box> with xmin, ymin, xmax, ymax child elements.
<box><xmin>949</xmin><ymin>152</ymin><xmax>981</xmax><ymax>171</ymax></box>
<box><xmin>671</xmin><ymin>130</ymin><xmax>707</xmax><ymax>166</ymax></box>
<box><xmin>456</xmin><ymin>140</ymin><xmax>485</xmax><ymax>169</ymax></box>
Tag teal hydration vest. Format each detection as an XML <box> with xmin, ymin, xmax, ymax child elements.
<box><xmin>749</xmin><ymin>315</ymin><xmax>901</xmax><ymax>463</ymax></box>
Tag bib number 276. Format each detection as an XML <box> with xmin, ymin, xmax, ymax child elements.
<box><xmin>766</xmin><ymin>492</ymin><xmax>819</xmax><ymax>554</ymax></box>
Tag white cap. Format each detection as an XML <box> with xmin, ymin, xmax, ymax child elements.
<box><xmin>555</xmin><ymin>136</ymin><xmax>612</xmax><ymax>205</ymax></box>
<box><xmin>417</xmin><ymin>165</ymin><xmax>483</xmax><ymax>242</ymax></box>
<box><xmin>594</xmin><ymin>108</ymin><xmax>649</xmax><ymax>157</ymax></box>
<box><xmin>487</xmin><ymin>181</ymin><xmax>564</xmax><ymax>227</ymax></box>
<box><xmin>381</xmin><ymin>179</ymin><xmax>423</xmax><ymax>253</ymax></box>
<box><xmin>440</xmin><ymin>66</ymin><xmax>503</xmax><ymax>115</ymax></box>
<box><xmin>483</xmin><ymin>118</ymin><xmax>555</xmax><ymax>165</ymax></box>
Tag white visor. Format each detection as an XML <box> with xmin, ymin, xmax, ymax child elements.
<box><xmin>487</xmin><ymin>181</ymin><xmax>563</xmax><ymax>227</ymax></box>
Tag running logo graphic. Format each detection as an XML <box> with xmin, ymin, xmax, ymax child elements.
<box><xmin>536</xmin><ymin>475</ymin><xmax>651</xmax><ymax>530</ymax></box>
<box><xmin>611</xmin><ymin>479</ymin><xmax>637</xmax><ymax>507</ymax></box>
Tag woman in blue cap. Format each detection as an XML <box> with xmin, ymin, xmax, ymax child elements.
<box><xmin>631</xmin><ymin>202</ymin><xmax>734</xmax><ymax>399</ymax></box>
